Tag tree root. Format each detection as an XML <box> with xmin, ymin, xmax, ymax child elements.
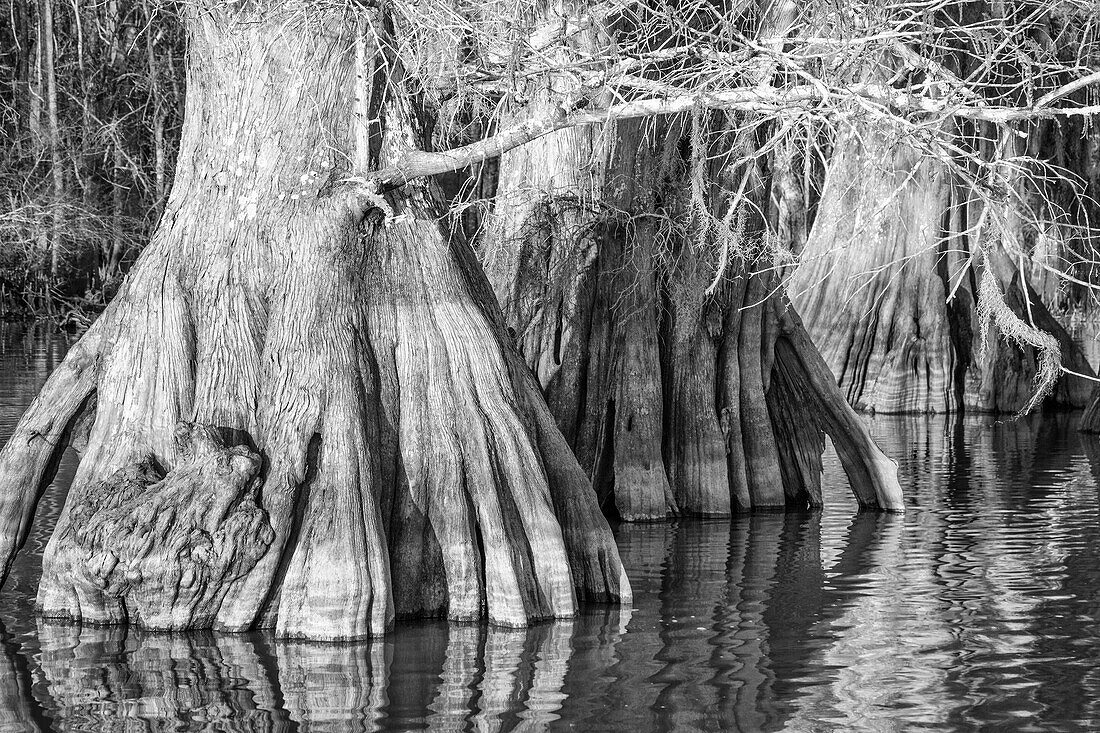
<box><xmin>775</xmin><ymin>304</ymin><xmax>904</xmax><ymax>512</ymax></box>
<box><xmin>0</xmin><ymin>317</ymin><xmax>104</xmax><ymax>585</ymax></box>
<box><xmin>38</xmin><ymin>422</ymin><xmax>274</xmax><ymax>628</ymax></box>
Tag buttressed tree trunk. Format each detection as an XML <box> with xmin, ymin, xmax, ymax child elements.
<box><xmin>0</xmin><ymin>2</ymin><xmax>629</xmax><ymax>640</ymax></box>
<box><xmin>790</xmin><ymin>124</ymin><xmax>1095</xmax><ymax>415</ymax></box>
<box><xmin>483</xmin><ymin>112</ymin><xmax>904</xmax><ymax>520</ymax></box>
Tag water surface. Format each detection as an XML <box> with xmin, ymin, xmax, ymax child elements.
<box><xmin>0</xmin><ymin>325</ymin><xmax>1098</xmax><ymax>731</ymax></box>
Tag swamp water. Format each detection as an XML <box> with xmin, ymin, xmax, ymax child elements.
<box><xmin>0</xmin><ymin>325</ymin><xmax>1098</xmax><ymax>731</ymax></box>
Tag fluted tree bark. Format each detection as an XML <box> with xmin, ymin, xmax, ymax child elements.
<box><xmin>481</xmin><ymin>107</ymin><xmax>904</xmax><ymax>520</ymax></box>
<box><xmin>475</xmin><ymin>0</ymin><xmax>902</xmax><ymax>520</ymax></box>
<box><xmin>790</xmin><ymin>124</ymin><xmax>1095</xmax><ymax>415</ymax></box>
<box><xmin>0</xmin><ymin>1</ymin><xmax>629</xmax><ymax>640</ymax></box>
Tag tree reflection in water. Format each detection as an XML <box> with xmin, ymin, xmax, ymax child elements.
<box><xmin>0</xmin><ymin>511</ymin><xmax>900</xmax><ymax>733</ymax></box>
<box><xmin>18</xmin><ymin>616</ymin><xmax>620</xmax><ymax>732</ymax></box>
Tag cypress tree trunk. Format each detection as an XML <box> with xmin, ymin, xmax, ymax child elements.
<box><xmin>0</xmin><ymin>3</ymin><xmax>628</xmax><ymax>640</ymax></box>
<box><xmin>791</xmin><ymin>124</ymin><xmax>1095</xmax><ymax>415</ymax></box>
<box><xmin>789</xmin><ymin>126</ymin><xmax>956</xmax><ymax>413</ymax></box>
<box><xmin>483</xmin><ymin>115</ymin><xmax>903</xmax><ymax>519</ymax></box>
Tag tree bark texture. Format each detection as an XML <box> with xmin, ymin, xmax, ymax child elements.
<box><xmin>790</xmin><ymin>125</ymin><xmax>1095</xmax><ymax>415</ymax></box>
<box><xmin>0</xmin><ymin>4</ymin><xmax>629</xmax><ymax>640</ymax></box>
<box><xmin>482</xmin><ymin>116</ymin><xmax>903</xmax><ymax>519</ymax></box>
